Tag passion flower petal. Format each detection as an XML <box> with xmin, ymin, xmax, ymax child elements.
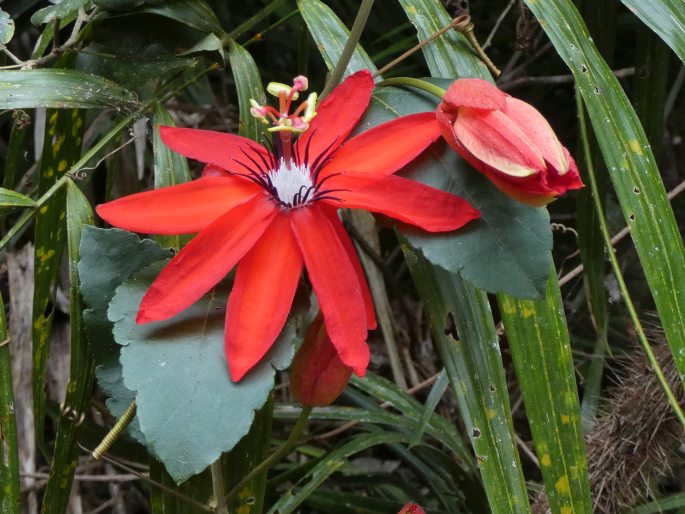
<box><xmin>137</xmin><ymin>196</ymin><xmax>278</xmax><ymax>324</ymax></box>
<box><xmin>323</xmin><ymin>172</ymin><xmax>480</xmax><ymax>232</ymax></box>
<box><xmin>321</xmin><ymin>112</ymin><xmax>441</xmax><ymax>177</ymax></box>
<box><xmin>225</xmin><ymin>214</ymin><xmax>303</xmax><ymax>381</ymax></box>
<box><xmin>291</xmin><ymin>205</ymin><xmax>369</xmax><ymax>376</ymax></box>
<box><xmin>96</xmin><ymin>176</ymin><xmax>261</xmax><ymax>234</ymax></box>
<box><xmin>442</xmin><ymin>77</ymin><xmax>507</xmax><ymax>111</ymax></box>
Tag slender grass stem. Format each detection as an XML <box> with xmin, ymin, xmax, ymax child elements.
<box><xmin>377</xmin><ymin>77</ymin><xmax>445</xmax><ymax>99</ymax></box>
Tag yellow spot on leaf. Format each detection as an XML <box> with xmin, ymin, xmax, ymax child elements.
<box><xmin>39</xmin><ymin>206</ymin><xmax>48</xmax><ymax>214</ymax></box>
<box><xmin>561</xmin><ymin>414</ymin><xmax>570</xmax><ymax>424</ymax></box>
<box><xmin>57</xmin><ymin>160</ymin><xmax>68</xmax><ymax>172</ymax></box>
<box><xmin>628</xmin><ymin>139</ymin><xmax>643</xmax><ymax>155</ymax></box>
<box><xmin>522</xmin><ymin>306</ymin><xmax>535</xmax><ymax>318</ymax></box>
<box><xmin>502</xmin><ymin>302</ymin><xmax>516</xmax><ymax>315</ymax></box>
<box><xmin>555</xmin><ymin>475</ymin><xmax>570</xmax><ymax>494</ymax></box>
<box><xmin>561</xmin><ymin>507</ymin><xmax>573</xmax><ymax>514</ymax></box>
<box><xmin>407</xmin><ymin>6</ymin><xmax>417</xmax><ymax>14</ymax></box>
<box><xmin>487</xmin><ymin>408</ymin><xmax>497</xmax><ymax>420</ymax></box>
<box><xmin>541</xmin><ymin>454</ymin><xmax>551</xmax><ymax>467</ymax></box>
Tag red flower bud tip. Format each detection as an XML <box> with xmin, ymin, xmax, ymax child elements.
<box><xmin>437</xmin><ymin>78</ymin><xmax>584</xmax><ymax>206</ymax></box>
<box><xmin>398</xmin><ymin>502</ymin><xmax>426</xmax><ymax>514</ymax></box>
<box><xmin>290</xmin><ymin>314</ymin><xmax>353</xmax><ymax>407</ymax></box>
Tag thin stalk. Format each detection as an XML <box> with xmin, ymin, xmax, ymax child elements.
<box><xmin>225</xmin><ymin>0</ymin><xmax>289</xmax><ymax>42</ymax></box>
<box><xmin>91</xmin><ymin>400</ymin><xmax>136</xmax><ymax>460</ymax></box>
<box><xmin>0</xmin><ymin>113</ymin><xmax>136</xmax><ymax>252</ymax></box>
<box><xmin>576</xmin><ymin>88</ymin><xmax>685</xmax><ymax>430</ymax></box>
<box><xmin>210</xmin><ymin>460</ymin><xmax>229</xmax><ymax>514</ymax></box>
<box><xmin>319</xmin><ymin>0</ymin><xmax>375</xmax><ymax>99</ymax></box>
<box><xmin>223</xmin><ymin>406</ymin><xmax>312</xmax><ymax>504</ymax></box>
<box><xmin>377</xmin><ymin>77</ymin><xmax>445</xmax><ymax>99</ymax></box>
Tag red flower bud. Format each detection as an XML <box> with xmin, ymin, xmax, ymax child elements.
<box><xmin>398</xmin><ymin>502</ymin><xmax>426</xmax><ymax>514</ymax></box>
<box><xmin>437</xmin><ymin>78</ymin><xmax>583</xmax><ymax>206</ymax></box>
<box><xmin>290</xmin><ymin>314</ymin><xmax>353</xmax><ymax>406</ymax></box>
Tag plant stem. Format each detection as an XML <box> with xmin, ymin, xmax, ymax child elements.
<box><xmin>210</xmin><ymin>460</ymin><xmax>229</xmax><ymax>514</ymax></box>
<box><xmin>91</xmin><ymin>400</ymin><xmax>137</xmax><ymax>460</ymax></box>
<box><xmin>576</xmin><ymin>87</ymin><xmax>685</xmax><ymax>430</ymax></box>
<box><xmin>377</xmin><ymin>77</ymin><xmax>445</xmax><ymax>99</ymax></box>
<box><xmin>225</xmin><ymin>0</ymin><xmax>289</xmax><ymax>42</ymax></box>
<box><xmin>319</xmin><ymin>0</ymin><xmax>375</xmax><ymax>100</ymax></box>
<box><xmin>223</xmin><ymin>406</ymin><xmax>312</xmax><ymax>504</ymax></box>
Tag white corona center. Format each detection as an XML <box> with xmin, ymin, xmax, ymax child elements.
<box><xmin>268</xmin><ymin>158</ymin><xmax>313</xmax><ymax>205</ymax></box>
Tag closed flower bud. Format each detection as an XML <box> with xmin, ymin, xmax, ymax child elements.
<box><xmin>398</xmin><ymin>502</ymin><xmax>426</xmax><ymax>514</ymax></box>
<box><xmin>436</xmin><ymin>78</ymin><xmax>583</xmax><ymax>206</ymax></box>
<box><xmin>290</xmin><ymin>314</ymin><xmax>353</xmax><ymax>407</ymax></box>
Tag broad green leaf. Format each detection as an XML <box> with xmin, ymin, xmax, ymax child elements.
<box><xmin>0</xmin><ymin>187</ymin><xmax>35</xmax><ymax>209</ymax></box>
<box><xmin>402</xmin><ymin>247</ymin><xmax>531</xmax><ymax>514</ymax></box>
<box><xmin>0</xmin><ymin>70</ymin><xmax>139</xmax><ymax>110</ymax></box>
<box><xmin>32</xmin><ymin>106</ymin><xmax>85</xmax><ymax>445</ymax></box>
<box><xmin>498</xmin><ymin>273</ymin><xmax>592</xmax><ymax>513</ymax></box>
<box><xmin>152</xmin><ymin>103</ymin><xmax>192</xmax><ymax>250</ymax></box>
<box><xmin>109</xmin><ymin>261</ymin><xmax>295</xmax><ymax>482</ymax></box>
<box><xmin>266</xmin><ymin>432</ymin><xmax>408</xmax><ymax>514</ymax></box>
<box><xmin>525</xmin><ymin>0</ymin><xmax>685</xmax><ymax>386</ymax></box>
<box><xmin>79</xmin><ymin>226</ymin><xmax>172</xmax><ymax>442</ymax></box>
<box><xmin>0</xmin><ymin>294</ymin><xmax>20</xmax><ymax>514</ymax></box>
<box><xmin>362</xmin><ymin>84</ymin><xmax>552</xmax><ymax>298</ymax></box>
<box><xmin>140</xmin><ymin>0</ymin><xmax>226</xmax><ymax>36</ymax></box>
<box><xmin>297</xmin><ymin>0</ymin><xmax>378</xmax><ymax>76</ymax></box>
<box><xmin>229</xmin><ymin>41</ymin><xmax>267</xmax><ymax>142</ymax></box>
<box><xmin>42</xmin><ymin>180</ymin><xmax>95</xmax><ymax>514</ymax></box>
<box><xmin>31</xmin><ymin>0</ymin><xmax>86</xmax><ymax>25</ymax></box>
<box><xmin>622</xmin><ymin>0</ymin><xmax>685</xmax><ymax>65</ymax></box>
<box><xmin>398</xmin><ymin>0</ymin><xmax>487</xmax><ymax>79</ymax></box>
<box><xmin>0</xmin><ymin>9</ymin><xmax>15</xmax><ymax>44</ymax></box>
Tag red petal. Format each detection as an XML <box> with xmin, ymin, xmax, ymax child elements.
<box><xmin>502</xmin><ymin>97</ymin><xmax>568</xmax><ymax>173</ymax></box>
<box><xmin>96</xmin><ymin>176</ymin><xmax>261</xmax><ymax>234</ymax></box>
<box><xmin>455</xmin><ymin>108</ymin><xmax>545</xmax><ymax>177</ymax></box>
<box><xmin>443</xmin><ymin>78</ymin><xmax>507</xmax><ymax>111</ymax></box>
<box><xmin>137</xmin><ymin>196</ymin><xmax>278</xmax><ymax>323</ymax></box>
<box><xmin>322</xmin><ymin>172</ymin><xmax>480</xmax><ymax>232</ymax></box>
<box><xmin>295</xmin><ymin>70</ymin><xmax>374</xmax><ymax>163</ymax></box>
<box><xmin>160</xmin><ymin>126</ymin><xmax>271</xmax><ymax>172</ymax></box>
<box><xmin>291</xmin><ymin>205</ymin><xmax>369</xmax><ymax>376</ymax></box>
<box><xmin>325</xmin><ymin>208</ymin><xmax>377</xmax><ymax>330</ymax></box>
<box><xmin>225</xmin><ymin>214</ymin><xmax>303</xmax><ymax>381</ymax></box>
<box><xmin>321</xmin><ymin>113</ymin><xmax>441</xmax><ymax>176</ymax></box>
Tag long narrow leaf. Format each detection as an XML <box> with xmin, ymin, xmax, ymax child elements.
<box><xmin>498</xmin><ymin>273</ymin><xmax>592</xmax><ymax>513</ymax></box>
<box><xmin>525</xmin><ymin>0</ymin><xmax>685</xmax><ymax>387</ymax></box>
<box><xmin>621</xmin><ymin>0</ymin><xmax>685</xmax><ymax>65</ymax></box>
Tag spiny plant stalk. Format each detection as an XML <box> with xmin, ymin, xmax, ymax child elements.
<box><xmin>533</xmin><ymin>343</ymin><xmax>685</xmax><ymax>514</ymax></box>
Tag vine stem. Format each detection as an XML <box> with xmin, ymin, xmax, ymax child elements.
<box><xmin>576</xmin><ymin>87</ymin><xmax>685</xmax><ymax>430</ymax></box>
<box><xmin>377</xmin><ymin>77</ymin><xmax>445</xmax><ymax>99</ymax></box>
<box><xmin>319</xmin><ymin>0</ymin><xmax>375</xmax><ymax>100</ymax></box>
<box><xmin>210</xmin><ymin>460</ymin><xmax>229</xmax><ymax>514</ymax></box>
<box><xmin>223</xmin><ymin>406</ymin><xmax>312</xmax><ymax>505</ymax></box>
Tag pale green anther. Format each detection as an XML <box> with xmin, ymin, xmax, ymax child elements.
<box><xmin>303</xmin><ymin>93</ymin><xmax>318</xmax><ymax>122</ymax></box>
<box><xmin>267</xmin><ymin>81</ymin><xmax>299</xmax><ymax>100</ymax></box>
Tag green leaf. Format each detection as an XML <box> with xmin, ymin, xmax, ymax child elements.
<box><xmin>525</xmin><ymin>0</ymin><xmax>685</xmax><ymax>388</ymax></box>
<box><xmin>32</xmin><ymin>106</ymin><xmax>85</xmax><ymax>447</ymax></box>
<box><xmin>41</xmin><ymin>179</ymin><xmax>95</xmax><ymax>514</ymax></box>
<box><xmin>0</xmin><ymin>70</ymin><xmax>139</xmax><ymax>110</ymax></box>
<box><xmin>266</xmin><ymin>432</ymin><xmax>409</xmax><ymax>514</ymax></box>
<box><xmin>1</xmin><ymin>112</ymin><xmax>30</xmax><ymax>191</ymax></box>
<box><xmin>0</xmin><ymin>8</ymin><xmax>15</xmax><ymax>45</ymax></box>
<box><xmin>180</xmin><ymin>33</ymin><xmax>226</xmax><ymax>63</ymax></box>
<box><xmin>402</xmin><ymin>249</ymin><xmax>531</xmax><ymax>514</ymax></box>
<box><xmin>498</xmin><ymin>273</ymin><xmax>592</xmax><ymax>513</ymax></box>
<box><xmin>140</xmin><ymin>0</ymin><xmax>226</xmax><ymax>36</ymax></box>
<box><xmin>410</xmin><ymin>369</ymin><xmax>448</xmax><ymax>447</ymax></box>
<box><xmin>297</xmin><ymin>0</ymin><xmax>378</xmax><ymax>76</ymax></box>
<box><xmin>0</xmin><ymin>187</ymin><xmax>36</xmax><ymax>209</ymax></box>
<box><xmin>109</xmin><ymin>261</ymin><xmax>295</xmax><ymax>482</ymax></box>
<box><xmin>621</xmin><ymin>0</ymin><xmax>685</xmax><ymax>65</ymax></box>
<box><xmin>397</xmin><ymin>0</ymin><xmax>488</xmax><ymax>78</ymax></box>
<box><xmin>0</xmin><ymin>294</ymin><xmax>20</xmax><ymax>514</ymax></box>
<box><xmin>361</xmin><ymin>85</ymin><xmax>552</xmax><ymax>299</ymax></box>
<box><xmin>79</xmin><ymin>226</ymin><xmax>172</xmax><ymax>442</ymax></box>
<box><xmin>31</xmin><ymin>0</ymin><xmax>86</xmax><ymax>25</ymax></box>
<box><xmin>229</xmin><ymin>41</ymin><xmax>267</xmax><ymax>142</ymax></box>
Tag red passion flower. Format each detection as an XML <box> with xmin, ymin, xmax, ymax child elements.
<box><xmin>398</xmin><ymin>503</ymin><xmax>426</xmax><ymax>514</ymax></box>
<box><xmin>97</xmin><ymin>70</ymin><xmax>479</xmax><ymax>381</ymax></box>
<box><xmin>436</xmin><ymin>77</ymin><xmax>583</xmax><ymax>206</ymax></box>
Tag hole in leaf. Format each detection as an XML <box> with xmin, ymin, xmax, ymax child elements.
<box><xmin>443</xmin><ymin>312</ymin><xmax>458</xmax><ymax>339</ymax></box>
<box><xmin>472</xmin><ymin>427</ymin><xmax>481</xmax><ymax>438</ymax></box>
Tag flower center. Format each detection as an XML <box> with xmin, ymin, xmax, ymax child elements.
<box><xmin>267</xmin><ymin>159</ymin><xmax>314</xmax><ymax>208</ymax></box>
